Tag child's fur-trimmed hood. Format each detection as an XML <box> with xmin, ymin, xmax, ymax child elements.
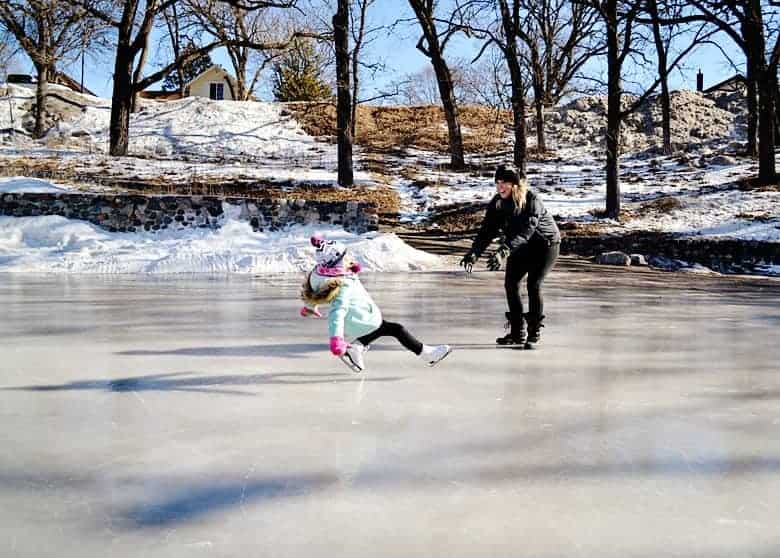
<box><xmin>301</xmin><ymin>271</ymin><xmax>343</xmax><ymax>306</ymax></box>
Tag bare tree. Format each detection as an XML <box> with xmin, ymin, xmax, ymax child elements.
<box><xmin>161</xmin><ymin>3</ymin><xmax>189</xmax><ymax>97</ymax></box>
<box><xmin>520</xmin><ymin>0</ymin><xmax>601</xmax><ymax>152</ymax></box>
<box><xmin>0</xmin><ymin>0</ymin><xmax>96</xmax><ymax>138</ymax></box>
<box><xmin>408</xmin><ymin>0</ymin><xmax>466</xmax><ymax>170</ymax></box>
<box><xmin>455</xmin><ymin>0</ymin><xmax>529</xmax><ymax>171</ymax></box>
<box><xmin>641</xmin><ymin>1</ymin><xmax>719</xmax><ymax>155</ymax></box>
<box><xmin>349</xmin><ymin>0</ymin><xmax>385</xmax><ymax>135</ymax></box>
<box><xmin>656</xmin><ymin>0</ymin><xmax>778</xmax><ymax>184</ymax></box>
<box><xmin>186</xmin><ymin>0</ymin><xmax>289</xmax><ymax>100</ymax></box>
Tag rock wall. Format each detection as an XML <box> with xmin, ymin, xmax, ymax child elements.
<box><xmin>0</xmin><ymin>193</ymin><xmax>378</xmax><ymax>233</ymax></box>
<box><xmin>562</xmin><ymin>232</ymin><xmax>780</xmax><ymax>273</ymax></box>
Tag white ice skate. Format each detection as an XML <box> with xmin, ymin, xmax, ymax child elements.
<box><xmin>340</xmin><ymin>341</ymin><xmax>368</xmax><ymax>373</ymax></box>
<box><xmin>420</xmin><ymin>344</ymin><xmax>452</xmax><ymax>366</ymax></box>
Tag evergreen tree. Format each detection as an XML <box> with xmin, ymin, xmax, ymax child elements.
<box><xmin>162</xmin><ymin>44</ymin><xmax>214</xmax><ymax>92</ymax></box>
<box><xmin>271</xmin><ymin>39</ymin><xmax>331</xmax><ymax>101</ymax></box>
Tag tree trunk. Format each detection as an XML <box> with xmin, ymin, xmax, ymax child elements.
<box><xmin>236</xmin><ymin>53</ymin><xmax>248</xmax><ymax>100</ymax></box>
<box><xmin>110</xmin><ymin>46</ymin><xmax>135</xmax><ymax>156</ymax></box>
<box><xmin>498</xmin><ymin>0</ymin><xmax>526</xmax><ymax>172</ymax></box>
<box><xmin>533</xmin><ymin>85</ymin><xmax>546</xmax><ymax>154</ymax></box>
<box><xmin>333</xmin><ymin>0</ymin><xmax>353</xmax><ymax>186</ymax></box>
<box><xmin>131</xmin><ymin>34</ymin><xmax>151</xmax><ymax>113</ymax></box>
<box><xmin>33</xmin><ymin>63</ymin><xmax>49</xmax><ymax>139</ymax></box>
<box><xmin>605</xmin><ymin>0</ymin><xmax>621</xmax><ymax>218</ymax></box>
<box><xmin>745</xmin><ymin>0</ymin><xmax>775</xmax><ymax>183</ymax></box>
<box><xmin>648</xmin><ymin>0</ymin><xmax>672</xmax><ymax>154</ymax></box>
<box><xmin>659</xmin><ymin>77</ymin><xmax>672</xmax><ymax>155</ymax></box>
<box><xmin>757</xmin><ymin>66</ymin><xmax>777</xmax><ymax>183</ymax></box>
<box><xmin>351</xmin><ymin>43</ymin><xmax>359</xmax><ymax>138</ymax></box>
<box><xmin>743</xmin><ymin>7</ymin><xmax>759</xmax><ymax>157</ymax></box>
<box><xmin>409</xmin><ymin>0</ymin><xmax>465</xmax><ymax>170</ymax></box>
<box><xmin>746</xmin><ymin>58</ymin><xmax>759</xmax><ymax>157</ymax></box>
<box><xmin>431</xmin><ymin>57</ymin><xmax>465</xmax><ymax>170</ymax></box>
<box><xmin>507</xmin><ymin>56</ymin><xmax>527</xmax><ymax>174</ymax></box>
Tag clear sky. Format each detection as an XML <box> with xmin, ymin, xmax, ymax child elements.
<box><xmin>32</xmin><ymin>2</ymin><xmax>743</xmax><ymax>102</ymax></box>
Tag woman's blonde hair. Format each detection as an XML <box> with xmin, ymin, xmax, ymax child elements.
<box><xmin>496</xmin><ymin>177</ymin><xmax>528</xmax><ymax>214</ymax></box>
<box><xmin>494</xmin><ymin>164</ymin><xmax>528</xmax><ymax>214</ymax></box>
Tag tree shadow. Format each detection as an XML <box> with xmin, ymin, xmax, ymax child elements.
<box><xmin>2</xmin><ymin>370</ymin><xmax>404</xmax><ymax>396</ymax></box>
<box><xmin>120</xmin><ymin>473</ymin><xmax>338</xmax><ymax>528</ymax></box>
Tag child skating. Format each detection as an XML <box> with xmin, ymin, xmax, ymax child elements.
<box><xmin>300</xmin><ymin>233</ymin><xmax>451</xmax><ymax>372</ymax></box>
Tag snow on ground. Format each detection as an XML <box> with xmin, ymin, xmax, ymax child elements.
<box><xmin>389</xmin><ymin>145</ymin><xmax>780</xmax><ymax>242</ymax></box>
<box><xmin>0</xmin><ymin>199</ymin><xmax>444</xmax><ymax>273</ymax></box>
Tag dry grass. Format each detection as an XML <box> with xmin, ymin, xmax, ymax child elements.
<box><xmin>283</xmin><ymin>102</ymin><xmax>510</xmax><ymax>154</ymax></box>
<box><xmin>735</xmin><ymin>211</ymin><xmax>775</xmax><ymax>222</ymax></box>
<box><xmin>639</xmin><ymin>196</ymin><xmax>683</xmax><ymax>213</ymax></box>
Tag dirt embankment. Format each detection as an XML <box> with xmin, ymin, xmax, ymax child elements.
<box><xmin>283</xmin><ymin>102</ymin><xmax>510</xmax><ymax>154</ymax></box>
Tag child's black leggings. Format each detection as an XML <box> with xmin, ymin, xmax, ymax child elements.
<box><xmin>357</xmin><ymin>320</ymin><xmax>423</xmax><ymax>355</ymax></box>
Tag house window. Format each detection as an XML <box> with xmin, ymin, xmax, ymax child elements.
<box><xmin>209</xmin><ymin>83</ymin><xmax>224</xmax><ymax>100</ymax></box>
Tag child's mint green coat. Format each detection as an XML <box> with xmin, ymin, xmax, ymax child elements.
<box><xmin>308</xmin><ymin>271</ymin><xmax>383</xmax><ymax>340</ymax></box>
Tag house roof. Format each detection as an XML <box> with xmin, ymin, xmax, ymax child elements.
<box><xmin>186</xmin><ymin>64</ymin><xmax>236</xmax><ymax>87</ymax></box>
<box><xmin>52</xmin><ymin>71</ymin><xmax>96</xmax><ymax>96</ymax></box>
<box><xmin>703</xmin><ymin>74</ymin><xmax>745</xmax><ymax>94</ymax></box>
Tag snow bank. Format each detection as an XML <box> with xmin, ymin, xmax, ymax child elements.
<box><xmin>0</xmin><ymin>177</ymin><xmax>71</xmax><ymax>193</ymax></box>
<box><xmin>0</xmin><ymin>207</ymin><xmax>444</xmax><ymax>273</ymax></box>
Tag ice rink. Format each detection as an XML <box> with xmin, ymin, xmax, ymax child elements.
<box><xmin>2</xmin><ymin>263</ymin><xmax>779</xmax><ymax>557</ymax></box>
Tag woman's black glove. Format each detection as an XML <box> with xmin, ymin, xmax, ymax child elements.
<box><xmin>487</xmin><ymin>244</ymin><xmax>510</xmax><ymax>271</ymax></box>
<box><xmin>459</xmin><ymin>251</ymin><xmax>477</xmax><ymax>273</ymax></box>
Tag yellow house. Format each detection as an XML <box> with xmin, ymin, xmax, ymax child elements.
<box><xmin>184</xmin><ymin>65</ymin><xmax>237</xmax><ymax>101</ymax></box>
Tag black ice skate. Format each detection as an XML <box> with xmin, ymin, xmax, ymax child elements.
<box><xmin>524</xmin><ymin>314</ymin><xmax>545</xmax><ymax>350</ymax></box>
<box><xmin>496</xmin><ymin>312</ymin><xmax>527</xmax><ymax>347</ymax></box>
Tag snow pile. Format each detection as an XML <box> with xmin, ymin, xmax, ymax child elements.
<box><xmin>548</xmin><ymin>90</ymin><xmax>736</xmax><ymax>151</ymax></box>
<box><xmin>0</xmin><ymin>83</ymin><xmax>36</xmax><ymax>145</ymax></box>
<box><xmin>0</xmin><ymin>177</ymin><xmax>71</xmax><ymax>193</ymax></box>
<box><xmin>0</xmin><ymin>205</ymin><xmax>444</xmax><ymax>273</ymax></box>
<box><xmin>61</xmin><ymin>95</ymin><xmax>334</xmax><ymax>163</ymax></box>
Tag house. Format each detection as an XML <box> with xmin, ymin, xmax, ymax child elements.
<box><xmin>141</xmin><ymin>65</ymin><xmax>241</xmax><ymax>101</ymax></box>
<box><xmin>700</xmin><ymin>73</ymin><xmax>746</xmax><ymax>95</ymax></box>
<box><xmin>6</xmin><ymin>71</ymin><xmax>96</xmax><ymax>96</ymax></box>
<box><xmin>185</xmin><ymin>65</ymin><xmax>237</xmax><ymax>100</ymax></box>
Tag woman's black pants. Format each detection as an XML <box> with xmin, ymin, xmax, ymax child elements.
<box><xmin>504</xmin><ymin>241</ymin><xmax>560</xmax><ymax>319</ymax></box>
<box><xmin>357</xmin><ymin>320</ymin><xmax>423</xmax><ymax>355</ymax></box>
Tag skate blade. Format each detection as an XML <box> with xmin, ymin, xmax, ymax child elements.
<box><xmin>340</xmin><ymin>354</ymin><xmax>364</xmax><ymax>373</ymax></box>
<box><xmin>428</xmin><ymin>348</ymin><xmax>452</xmax><ymax>367</ymax></box>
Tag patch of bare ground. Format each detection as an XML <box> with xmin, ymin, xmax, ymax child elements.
<box><xmin>587</xmin><ymin>207</ymin><xmax>640</xmax><ymax>223</ymax></box>
<box><xmin>638</xmin><ymin>195</ymin><xmax>683</xmax><ymax>213</ymax></box>
<box><xmin>557</xmin><ymin>220</ymin><xmax>613</xmax><ymax>236</ymax></box>
<box><xmin>735</xmin><ymin>211</ymin><xmax>776</xmax><ymax>222</ymax></box>
<box><xmin>283</xmin><ymin>102</ymin><xmax>510</xmax><ymax>154</ymax></box>
<box><xmin>421</xmin><ymin>202</ymin><xmax>489</xmax><ymax>233</ymax></box>
<box><xmin>736</xmin><ymin>176</ymin><xmax>780</xmax><ymax>192</ymax></box>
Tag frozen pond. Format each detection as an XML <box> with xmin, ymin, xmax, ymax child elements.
<box><xmin>1</xmin><ymin>267</ymin><xmax>779</xmax><ymax>557</ymax></box>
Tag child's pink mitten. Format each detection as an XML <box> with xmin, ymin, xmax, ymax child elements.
<box><xmin>330</xmin><ymin>336</ymin><xmax>347</xmax><ymax>356</ymax></box>
<box><xmin>300</xmin><ymin>306</ymin><xmax>322</xmax><ymax>318</ymax></box>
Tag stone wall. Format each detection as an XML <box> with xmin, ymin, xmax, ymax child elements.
<box><xmin>562</xmin><ymin>232</ymin><xmax>780</xmax><ymax>273</ymax></box>
<box><xmin>0</xmin><ymin>193</ymin><xmax>378</xmax><ymax>234</ymax></box>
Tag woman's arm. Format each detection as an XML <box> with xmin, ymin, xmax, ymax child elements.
<box><xmin>469</xmin><ymin>199</ymin><xmax>501</xmax><ymax>258</ymax></box>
